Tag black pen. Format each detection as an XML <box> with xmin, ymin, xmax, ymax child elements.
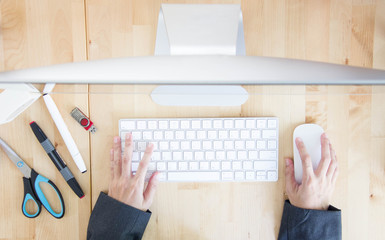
<box><xmin>30</xmin><ymin>121</ymin><xmax>85</xmax><ymax>199</ymax></box>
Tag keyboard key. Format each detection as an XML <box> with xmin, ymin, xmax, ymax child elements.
<box><xmin>222</xmin><ymin>172</ymin><xmax>233</xmax><ymax>180</ymax></box>
<box><xmin>205</xmin><ymin>151</ymin><xmax>215</xmax><ymax>160</ymax></box>
<box><xmin>224</xmin><ymin>120</ymin><xmax>234</xmax><ymax>128</ymax></box>
<box><xmin>137</xmin><ymin>121</ymin><xmax>146</xmax><ymax>129</ymax></box>
<box><xmin>245</xmin><ymin>171</ymin><xmax>255</xmax><ymax>180</ymax></box>
<box><xmin>148</xmin><ymin>163</ymin><xmax>156</xmax><ymax>171</ymax></box>
<box><xmin>224</xmin><ymin>141</ymin><xmax>234</xmax><ymax>149</ymax></box>
<box><xmin>184</xmin><ymin>152</ymin><xmax>193</xmax><ymax>160</ymax></box>
<box><xmin>137</xmin><ymin>142</ymin><xmax>147</xmax><ymax>151</ymax></box>
<box><xmin>234</xmin><ymin>172</ymin><xmax>244</xmax><ymax>180</ymax></box>
<box><xmin>218</xmin><ymin>131</ymin><xmax>228</xmax><ymax>139</ymax></box>
<box><xmin>197</xmin><ymin>131</ymin><xmax>206</xmax><ymax>139</ymax></box>
<box><xmin>152</xmin><ymin>152</ymin><xmax>161</xmax><ymax>161</ymax></box>
<box><xmin>178</xmin><ymin>162</ymin><xmax>188</xmax><ymax>170</ymax></box>
<box><xmin>173</xmin><ymin>152</ymin><xmax>182</xmax><ymax>160</ymax></box>
<box><xmin>216</xmin><ymin>151</ymin><xmax>226</xmax><ymax>160</ymax></box>
<box><xmin>180</xmin><ymin>120</ymin><xmax>190</xmax><ymax>129</ymax></box>
<box><xmin>267</xmin><ymin>119</ymin><xmax>277</xmax><ymax>128</ymax></box>
<box><xmin>200</xmin><ymin>162</ymin><xmax>209</xmax><ymax>170</ymax></box>
<box><xmin>143</xmin><ymin>131</ymin><xmax>152</xmax><ymax>140</ymax></box>
<box><xmin>251</xmin><ymin>130</ymin><xmax>261</xmax><ymax>139</ymax></box>
<box><xmin>159</xmin><ymin>121</ymin><xmax>168</xmax><ymax>129</ymax></box>
<box><xmin>170</xmin><ymin>141</ymin><xmax>180</xmax><ymax>150</ymax></box>
<box><xmin>246</xmin><ymin>141</ymin><xmax>255</xmax><ymax>149</ymax></box>
<box><xmin>254</xmin><ymin>161</ymin><xmax>276</xmax><ymax>170</ymax></box>
<box><xmin>202</xmin><ymin>141</ymin><xmax>212</xmax><ymax>150</ymax></box>
<box><xmin>249</xmin><ymin>151</ymin><xmax>258</xmax><ymax>160</ymax></box>
<box><xmin>168</xmin><ymin>172</ymin><xmax>220</xmax><ymax>181</ymax></box>
<box><xmin>233</xmin><ymin>161</ymin><xmax>242</xmax><ymax>170</ymax></box>
<box><xmin>256</xmin><ymin>141</ymin><xmax>266</xmax><ymax>149</ymax></box>
<box><xmin>268</xmin><ymin>171</ymin><xmax>277</xmax><ymax>181</ymax></box>
<box><xmin>189</xmin><ymin>162</ymin><xmax>199</xmax><ymax>170</ymax></box>
<box><xmin>256</xmin><ymin>171</ymin><xmax>266</xmax><ymax>181</ymax></box>
<box><xmin>195</xmin><ymin>152</ymin><xmax>204</xmax><ymax>160</ymax></box>
<box><xmin>147</xmin><ymin>121</ymin><xmax>157</xmax><ymax>129</ymax></box>
<box><xmin>121</xmin><ymin>121</ymin><xmax>135</xmax><ymax>130</ymax></box>
<box><xmin>132</xmin><ymin>131</ymin><xmax>141</xmax><ymax>140</ymax></box>
<box><xmin>246</xmin><ymin>120</ymin><xmax>256</xmax><ymax>128</ymax></box>
<box><xmin>132</xmin><ymin>152</ymin><xmax>140</xmax><ymax>161</ymax></box>
<box><xmin>175</xmin><ymin>131</ymin><xmax>185</xmax><ymax>139</ymax></box>
<box><xmin>229</xmin><ymin>130</ymin><xmax>239</xmax><ymax>139</ymax></box>
<box><xmin>202</xmin><ymin>120</ymin><xmax>212</xmax><ymax>129</ymax></box>
<box><xmin>192</xmin><ymin>141</ymin><xmax>201</xmax><ymax>150</ymax></box>
<box><xmin>243</xmin><ymin>161</ymin><xmax>253</xmax><ymax>169</ymax></box>
<box><xmin>154</xmin><ymin>131</ymin><xmax>163</xmax><ymax>140</ymax></box>
<box><xmin>222</xmin><ymin>161</ymin><xmax>231</xmax><ymax>170</ymax></box>
<box><xmin>181</xmin><ymin>141</ymin><xmax>191</xmax><ymax>150</ymax></box>
<box><xmin>157</xmin><ymin>172</ymin><xmax>167</xmax><ymax>181</ymax></box>
<box><xmin>164</xmin><ymin>131</ymin><xmax>174</xmax><ymax>140</ymax></box>
<box><xmin>168</xmin><ymin>162</ymin><xmax>177</xmax><ymax>170</ymax></box>
<box><xmin>169</xmin><ymin>120</ymin><xmax>179</xmax><ymax>129</ymax></box>
<box><xmin>131</xmin><ymin>162</ymin><xmax>139</xmax><ymax>171</ymax></box>
<box><xmin>238</xmin><ymin>151</ymin><xmax>247</xmax><ymax>160</ymax></box>
<box><xmin>235</xmin><ymin>141</ymin><xmax>245</xmax><ymax>149</ymax></box>
<box><xmin>162</xmin><ymin>152</ymin><xmax>172</xmax><ymax>160</ymax></box>
<box><xmin>227</xmin><ymin>151</ymin><xmax>236</xmax><ymax>160</ymax></box>
<box><xmin>211</xmin><ymin>161</ymin><xmax>220</xmax><ymax>170</ymax></box>
<box><xmin>262</xmin><ymin>130</ymin><xmax>277</xmax><ymax>139</ymax></box>
<box><xmin>268</xmin><ymin>140</ymin><xmax>277</xmax><ymax>149</ymax></box>
<box><xmin>259</xmin><ymin>151</ymin><xmax>277</xmax><ymax>160</ymax></box>
<box><xmin>208</xmin><ymin>131</ymin><xmax>217</xmax><ymax>139</ymax></box>
<box><xmin>257</xmin><ymin>120</ymin><xmax>266</xmax><ymax>128</ymax></box>
<box><xmin>157</xmin><ymin>162</ymin><xmax>166</xmax><ymax>171</ymax></box>
<box><xmin>240</xmin><ymin>130</ymin><xmax>250</xmax><ymax>139</ymax></box>
<box><xmin>213</xmin><ymin>141</ymin><xmax>223</xmax><ymax>149</ymax></box>
<box><xmin>191</xmin><ymin>120</ymin><xmax>201</xmax><ymax>129</ymax></box>
<box><xmin>186</xmin><ymin>131</ymin><xmax>195</xmax><ymax>139</ymax></box>
<box><xmin>235</xmin><ymin>120</ymin><xmax>245</xmax><ymax>128</ymax></box>
<box><xmin>213</xmin><ymin>120</ymin><xmax>223</xmax><ymax>128</ymax></box>
<box><xmin>159</xmin><ymin>141</ymin><xmax>169</xmax><ymax>150</ymax></box>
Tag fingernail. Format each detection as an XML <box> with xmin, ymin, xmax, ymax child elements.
<box><xmin>296</xmin><ymin>137</ymin><xmax>302</xmax><ymax>143</ymax></box>
<box><xmin>148</xmin><ymin>143</ymin><xmax>154</xmax><ymax>148</ymax></box>
<box><xmin>114</xmin><ymin>136</ymin><xmax>119</xmax><ymax>143</ymax></box>
<box><xmin>285</xmin><ymin>158</ymin><xmax>290</xmax><ymax>166</ymax></box>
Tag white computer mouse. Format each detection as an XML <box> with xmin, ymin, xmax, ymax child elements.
<box><xmin>293</xmin><ymin>124</ymin><xmax>325</xmax><ymax>184</ymax></box>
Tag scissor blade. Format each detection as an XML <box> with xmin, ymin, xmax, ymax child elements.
<box><xmin>0</xmin><ymin>137</ymin><xmax>32</xmax><ymax>178</ymax></box>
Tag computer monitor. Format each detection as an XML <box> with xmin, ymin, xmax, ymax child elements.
<box><xmin>0</xmin><ymin>4</ymin><xmax>384</xmax><ymax>105</ymax></box>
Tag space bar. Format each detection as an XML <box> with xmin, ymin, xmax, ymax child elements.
<box><xmin>168</xmin><ymin>172</ymin><xmax>220</xmax><ymax>181</ymax></box>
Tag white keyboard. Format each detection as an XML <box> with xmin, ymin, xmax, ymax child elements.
<box><xmin>119</xmin><ymin>117</ymin><xmax>279</xmax><ymax>182</ymax></box>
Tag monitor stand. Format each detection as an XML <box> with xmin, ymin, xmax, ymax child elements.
<box><xmin>151</xmin><ymin>4</ymin><xmax>248</xmax><ymax>106</ymax></box>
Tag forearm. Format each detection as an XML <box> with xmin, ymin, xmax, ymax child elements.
<box><xmin>278</xmin><ymin>200</ymin><xmax>341</xmax><ymax>240</ymax></box>
<box><xmin>87</xmin><ymin>192</ymin><xmax>151</xmax><ymax>240</ymax></box>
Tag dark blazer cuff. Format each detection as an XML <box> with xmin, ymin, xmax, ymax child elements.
<box><xmin>87</xmin><ymin>192</ymin><xmax>151</xmax><ymax>240</ymax></box>
<box><xmin>278</xmin><ymin>200</ymin><xmax>341</xmax><ymax>240</ymax></box>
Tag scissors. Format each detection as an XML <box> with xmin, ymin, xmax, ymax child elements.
<box><xmin>0</xmin><ymin>137</ymin><xmax>65</xmax><ymax>218</ymax></box>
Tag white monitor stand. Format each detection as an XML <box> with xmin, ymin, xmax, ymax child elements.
<box><xmin>151</xmin><ymin>4</ymin><xmax>248</xmax><ymax>106</ymax></box>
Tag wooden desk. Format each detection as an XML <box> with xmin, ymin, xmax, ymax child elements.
<box><xmin>1</xmin><ymin>1</ymin><xmax>385</xmax><ymax>239</ymax></box>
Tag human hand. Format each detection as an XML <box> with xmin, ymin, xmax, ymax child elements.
<box><xmin>284</xmin><ymin>133</ymin><xmax>338</xmax><ymax>210</ymax></box>
<box><xmin>108</xmin><ymin>134</ymin><xmax>159</xmax><ymax>211</ymax></box>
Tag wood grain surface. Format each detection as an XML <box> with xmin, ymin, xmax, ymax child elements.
<box><xmin>1</xmin><ymin>0</ymin><xmax>385</xmax><ymax>239</ymax></box>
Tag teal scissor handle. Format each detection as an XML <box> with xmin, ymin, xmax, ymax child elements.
<box><xmin>22</xmin><ymin>177</ymin><xmax>41</xmax><ymax>218</ymax></box>
<box><xmin>22</xmin><ymin>169</ymin><xmax>65</xmax><ymax>219</ymax></box>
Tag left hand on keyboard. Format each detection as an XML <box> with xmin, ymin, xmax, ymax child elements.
<box><xmin>108</xmin><ymin>134</ymin><xmax>159</xmax><ymax>211</ymax></box>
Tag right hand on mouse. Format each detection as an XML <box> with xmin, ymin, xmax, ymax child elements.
<box><xmin>284</xmin><ymin>133</ymin><xmax>338</xmax><ymax>210</ymax></box>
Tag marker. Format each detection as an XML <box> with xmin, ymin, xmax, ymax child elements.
<box><xmin>30</xmin><ymin>121</ymin><xmax>85</xmax><ymax>199</ymax></box>
<box><xmin>43</xmin><ymin>93</ymin><xmax>87</xmax><ymax>173</ymax></box>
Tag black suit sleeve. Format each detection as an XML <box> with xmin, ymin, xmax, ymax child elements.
<box><xmin>87</xmin><ymin>192</ymin><xmax>151</xmax><ymax>240</ymax></box>
<box><xmin>278</xmin><ymin>200</ymin><xmax>341</xmax><ymax>240</ymax></box>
